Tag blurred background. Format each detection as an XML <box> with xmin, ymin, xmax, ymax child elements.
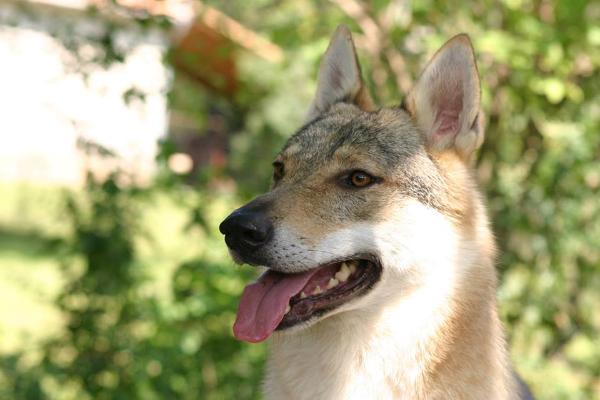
<box><xmin>0</xmin><ymin>0</ymin><xmax>598</xmax><ymax>399</ymax></box>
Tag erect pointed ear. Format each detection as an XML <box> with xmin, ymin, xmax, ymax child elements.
<box><xmin>306</xmin><ymin>25</ymin><xmax>375</xmax><ymax>122</ymax></box>
<box><xmin>405</xmin><ymin>34</ymin><xmax>483</xmax><ymax>160</ymax></box>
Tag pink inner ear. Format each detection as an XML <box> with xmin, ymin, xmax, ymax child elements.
<box><xmin>435</xmin><ymin>109</ymin><xmax>460</xmax><ymax>135</ymax></box>
<box><xmin>431</xmin><ymin>80</ymin><xmax>463</xmax><ymax>137</ymax></box>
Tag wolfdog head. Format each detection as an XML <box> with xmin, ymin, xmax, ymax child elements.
<box><xmin>220</xmin><ymin>26</ymin><xmax>489</xmax><ymax>343</ymax></box>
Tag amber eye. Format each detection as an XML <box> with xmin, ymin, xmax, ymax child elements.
<box><xmin>348</xmin><ymin>170</ymin><xmax>375</xmax><ymax>188</ymax></box>
<box><xmin>273</xmin><ymin>161</ymin><xmax>284</xmax><ymax>181</ymax></box>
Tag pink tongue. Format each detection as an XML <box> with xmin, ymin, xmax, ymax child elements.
<box><xmin>233</xmin><ymin>269</ymin><xmax>318</xmax><ymax>343</ymax></box>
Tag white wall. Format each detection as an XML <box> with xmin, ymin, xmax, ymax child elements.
<box><xmin>0</xmin><ymin>6</ymin><xmax>170</xmax><ymax>186</ymax></box>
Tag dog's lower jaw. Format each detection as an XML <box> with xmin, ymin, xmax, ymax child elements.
<box><xmin>263</xmin><ymin>260</ymin><xmax>517</xmax><ymax>400</ymax></box>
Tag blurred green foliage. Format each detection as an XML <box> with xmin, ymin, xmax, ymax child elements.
<box><xmin>1</xmin><ymin>0</ymin><xmax>599</xmax><ymax>399</ymax></box>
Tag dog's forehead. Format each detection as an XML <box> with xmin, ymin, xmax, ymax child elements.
<box><xmin>281</xmin><ymin>104</ymin><xmax>423</xmax><ymax>169</ymax></box>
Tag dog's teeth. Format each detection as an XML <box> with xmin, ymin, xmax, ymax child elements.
<box><xmin>285</xmin><ymin>304</ymin><xmax>291</xmax><ymax>314</ymax></box>
<box><xmin>312</xmin><ymin>286</ymin><xmax>322</xmax><ymax>295</ymax></box>
<box><xmin>348</xmin><ymin>262</ymin><xmax>357</xmax><ymax>275</ymax></box>
<box><xmin>335</xmin><ymin>262</ymin><xmax>351</xmax><ymax>282</ymax></box>
<box><xmin>300</xmin><ymin>291</ymin><xmax>307</xmax><ymax>299</ymax></box>
<box><xmin>327</xmin><ymin>278</ymin><xmax>339</xmax><ymax>289</ymax></box>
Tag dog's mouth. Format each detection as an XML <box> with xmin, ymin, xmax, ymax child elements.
<box><xmin>233</xmin><ymin>256</ymin><xmax>382</xmax><ymax>343</ymax></box>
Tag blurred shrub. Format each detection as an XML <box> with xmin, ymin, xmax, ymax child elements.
<box><xmin>0</xmin><ymin>166</ymin><xmax>264</xmax><ymax>399</ymax></box>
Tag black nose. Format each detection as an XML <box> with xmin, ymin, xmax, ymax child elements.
<box><xmin>219</xmin><ymin>207</ymin><xmax>273</xmax><ymax>252</ymax></box>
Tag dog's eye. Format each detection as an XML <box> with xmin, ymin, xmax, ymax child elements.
<box><xmin>273</xmin><ymin>161</ymin><xmax>284</xmax><ymax>181</ymax></box>
<box><xmin>345</xmin><ymin>170</ymin><xmax>377</xmax><ymax>188</ymax></box>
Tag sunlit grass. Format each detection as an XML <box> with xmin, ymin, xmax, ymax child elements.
<box><xmin>0</xmin><ymin>229</ymin><xmax>64</xmax><ymax>354</ymax></box>
<box><xmin>0</xmin><ymin>183</ymin><xmax>66</xmax><ymax>354</ymax></box>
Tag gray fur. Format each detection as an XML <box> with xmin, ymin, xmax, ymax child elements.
<box><xmin>278</xmin><ymin>103</ymin><xmax>450</xmax><ymax>214</ymax></box>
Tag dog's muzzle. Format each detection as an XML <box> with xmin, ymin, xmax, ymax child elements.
<box><xmin>219</xmin><ymin>203</ymin><xmax>274</xmax><ymax>258</ymax></box>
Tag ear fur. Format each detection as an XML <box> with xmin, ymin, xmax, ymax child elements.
<box><xmin>405</xmin><ymin>34</ymin><xmax>483</xmax><ymax>159</ymax></box>
<box><xmin>306</xmin><ymin>25</ymin><xmax>375</xmax><ymax>122</ymax></box>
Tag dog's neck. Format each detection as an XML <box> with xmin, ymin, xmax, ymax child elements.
<box><xmin>264</xmin><ymin>225</ymin><xmax>516</xmax><ymax>399</ymax></box>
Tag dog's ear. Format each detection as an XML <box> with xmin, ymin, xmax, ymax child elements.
<box><xmin>306</xmin><ymin>25</ymin><xmax>375</xmax><ymax>122</ymax></box>
<box><xmin>405</xmin><ymin>34</ymin><xmax>483</xmax><ymax>160</ymax></box>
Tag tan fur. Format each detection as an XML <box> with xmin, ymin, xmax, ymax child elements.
<box><xmin>230</xmin><ymin>27</ymin><xmax>523</xmax><ymax>399</ymax></box>
<box><xmin>263</xmin><ymin>195</ymin><xmax>515</xmax><ymax>399</ymax></box>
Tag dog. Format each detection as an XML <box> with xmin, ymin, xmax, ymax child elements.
<box><xmin>220</xmin><ymin>25</ymin><xmax>534</xmax><ymax>400</ymax></box>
